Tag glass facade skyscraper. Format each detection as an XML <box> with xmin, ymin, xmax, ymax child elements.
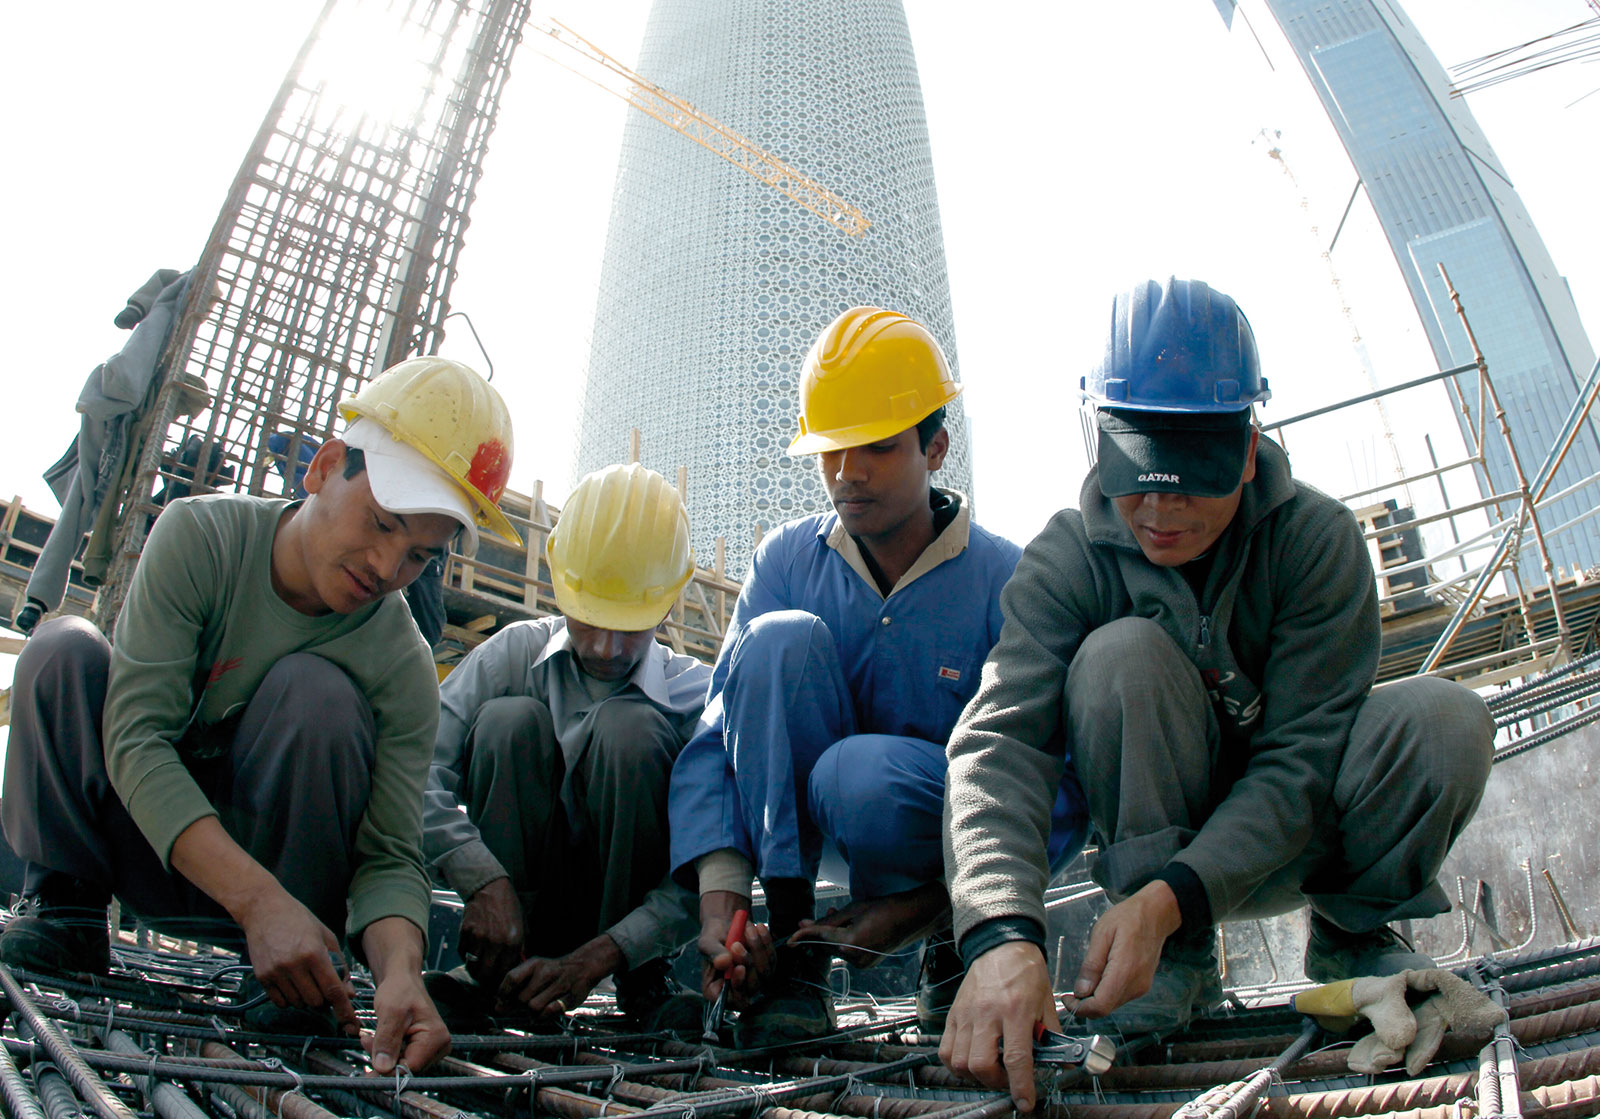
<box><xmin>572</xmin><ymin>0</ymin><xmax>969</xmax><ymax>578</ymax></box>
<box><xmin>1259</xmin><ymin>0</ymin><xmax>1600</xmax><ymax>576</ymax></box>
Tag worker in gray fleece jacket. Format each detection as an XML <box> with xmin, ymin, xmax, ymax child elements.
<box><xmin>939</xmin><ymin>279</ymin><xmax>1493</xmax><ymax>1109</ymax></box>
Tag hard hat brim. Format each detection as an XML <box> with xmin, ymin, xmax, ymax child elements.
<box><xmin>474</xmin><ymin>500</ymin><xmax>523</xmax><ymax>547</ymax></box>
<box><xmin>551</xmin><ymin>567</ymin><xmax>694</xmax><ymax>632</ymax></box>
<box><xmin>786</xmin><ymin>384</ymin><xmax>963</xmax><ymax>455</ymax></box>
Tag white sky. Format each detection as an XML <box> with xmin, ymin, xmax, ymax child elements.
<box><xmin>2</xmin><ymin>0</ymin><xmax>1598</xmax><ymax>713</ymax></box>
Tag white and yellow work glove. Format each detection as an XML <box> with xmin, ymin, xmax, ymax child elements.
<box><xmin>1294</xmin><ymin>969</ymin><xmax>1507</xmax><ymax>1075</ymax></box>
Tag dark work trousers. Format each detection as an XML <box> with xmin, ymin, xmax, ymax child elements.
<box><xmin>1</xmin><ymin>617</ymin><xmax>376</xmax><ymax>943</ymax></box>
<box><xmin>458</xmin><ymin>694</ymin><xmax>681</xmax><ymax>959</ymax></box>
<box><xmin>1070</xmin><ymin>616</ymin><xmax>1495</xmax><ymax>933</ymax></box>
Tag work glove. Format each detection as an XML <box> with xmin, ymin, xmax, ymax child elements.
<box><xmin>1294</xmin><ymin>968</ymin><xmax>1507</xmax><ymax>1075</ymax></box>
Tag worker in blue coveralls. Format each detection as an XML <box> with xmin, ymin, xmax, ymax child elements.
<box><xmin>668</xmin><ymin>306</ymin><xmax>1081</xmax><ymax>1047</ymax></box>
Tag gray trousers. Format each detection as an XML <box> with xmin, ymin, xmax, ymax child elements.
<box><xmin>1070</xmin><ymin>617</ymin><xmax>1495</xmax><ymax>932</ymax></box>
<box><xmin>460</xmin><ymin>695</ymin><xmax>680</xmax><ymax>958</ymax></box>
<box><xmin>1</xmin><ymin>617</ymin><xmax>375</xmax><ymax>941</ymax></box>
<box><xmin>24</xmin><ymin>465</ymin><xmax>89</xmax><ymax>612</ymax></box>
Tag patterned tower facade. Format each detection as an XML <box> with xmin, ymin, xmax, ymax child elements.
<box><xmin>574</xmin><ymin>0</ymin><xmax>970</xmax><ymax>577</ymax></box>
<box><xmin>1260</xmin><ymin>0</ymin><xmax>1600</xmax><ymax>576</ymax></box>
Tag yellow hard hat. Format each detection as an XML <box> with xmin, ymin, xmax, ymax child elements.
<box><xmin>339</xmin><ymin>357</ymin><xmax>520</xmax><ymax>546</ymax></box>
<box><xmin>548</xmin><ymin>463</ymin><xmax>694</xmax><ymax>631</ymax></box>
<box><xmin>787</xmin><ymin>306</ymin><xmax>963</xmax><ymax>455</ymax></box>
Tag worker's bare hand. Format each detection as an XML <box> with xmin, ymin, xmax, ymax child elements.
<box><xmin>498</xmin><ymin>934</ymin><xmax>623</xmax><ymax>1018</ymax></box>
<box><xmin>1064</xmin><ymin>881</ymin><xmax>1182</xmax><ymax>1020</ymax></box>
<box><xmin>237</xmin><ymin>886</ymin><xmax>359</xmax><ymax>1035</ymax></box>
<box><xmin>789</xmin><ymin>882</ymin><xmax>950</xmax><ymax>968</ymax></box>
<box><xmin>699</xmin><ymin>890</ymin><xmax>773</xmax><ymax>1010</ymax></box>
<box><xmin>940</xmin><ymin>941</ymin><xmax>1059</xmax><ymax>1113</ymax></box>
<box><xmin>459</xmin><ymin>877</ymin><xmax>525</xmax><ymax>987</ymax></box>
<box><xmin>364</xmin><ymin>970</ymin><xmax>451</xmax><ymax>1074</ymax></box>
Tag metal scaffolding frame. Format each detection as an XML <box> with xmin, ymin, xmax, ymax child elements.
<box><xmin>1264</xmin><ymin>267</ymin><xmax>1600</xmax><ymax>690</ymax></box>
<box><xmin>91</xmin><ymin>0</ymin><xmax>530</xmax><ymax>634</ymax></box>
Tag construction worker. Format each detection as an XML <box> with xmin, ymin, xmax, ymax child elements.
<box><xmin>1</xmin><ymin>357</ymin><xmax>520</xmax><ymax>1074</ymax></box>
<box><xmin>421</xmin><ymin>463</ymin><xmax>708</xmax><ymax>1029</ymax></box>
<box><xmin>939</xmin><ymin>278</ymin><xmax>1495</xmax><ymax>1109</ymax></box>
<box><xmin>669</xmin><ymin>306</ymin><xmax>1052</xmax><ymax>1046</ymax></box>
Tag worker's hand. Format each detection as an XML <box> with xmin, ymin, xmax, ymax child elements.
<box><xmin>789</xmin><ymin>882</ymin><xmax>950</xmax><ymax>968</ymax></box>
<box><xmin>699</xmin><ymin>890</ymin><xmax>773</xmax><ymax>1010</ymax></box>
<box><xmin>940</xmin><ymin>941</ymin><xmax>1060</xmax><ymax>1113</ymax></box>
<box><xmin>169</xmin><ymin>816</ymin><xmax>355</xmax><ymax>1032</ymax></box>
<box><xmin>237</xmin><ymin>885</ymin><xmax>359</xmax><ymax>1036</ymax></box>
<box><xmin>458</xmin><ymin>877</ymin><xmax>525</xmax><ymax>987</ymax></box>
<box><xmin>364</xmin><ymin>970</ymin><xmax>451</xmax><ymax>1074</ymax></box>
<box><xmin>1064</xmin><ymin>880</ymin><xmax>1181</xmax><ymax>1020</ymax></box>
<box><xmin>497</xmin><ymin>934</ymin><xmax>623</xmax><ymax>1018</ymax></box>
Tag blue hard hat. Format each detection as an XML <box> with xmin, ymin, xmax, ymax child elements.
<box><xmin>1081</xmin><ymin>278</ymin><xmax>1269</xmax><ymax>413</ymax></box>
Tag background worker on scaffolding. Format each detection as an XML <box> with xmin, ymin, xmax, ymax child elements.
<box><xmin>1</xmin><ymin>357</ymin><xmax>521</xmax><ymax>1074</ymax></box>
<box><xmin>421</xmin><ymin>463</ymin><xmax>708</xmax><ymax>1031</ymax></box>
<box><xmin>11</xmin><ymin>269</ymin><xmax>191</xmax><ymax>636</ymax></box>
<box><xmin>669</xmin><ymin>306</ymin><xmax>1065</xmax><ymax>1047</ymax></box>
<box><xmin>939</xmin><ymin>278</ymin><xmax>1496</xmax><ymax>1110</ymax></box>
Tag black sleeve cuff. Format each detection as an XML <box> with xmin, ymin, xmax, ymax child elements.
<box><xmin>957</xmin><ymin>915</ymin><xmax>1047</xmax><ymax>970</ymax></box>
<box><xmin>1154</xmin><ymin>862</ymin><xmax>1212</xmax><ymax>933</ymax></box>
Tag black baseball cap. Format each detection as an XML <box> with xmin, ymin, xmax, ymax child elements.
<box><xmin>1096</xmin><ymin>408</ymin><xmax>1254</xmax><ymax>499</ymax></box>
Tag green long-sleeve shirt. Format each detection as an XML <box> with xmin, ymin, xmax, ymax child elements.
<box><xmin>103</xmin><ymin>494</ymin><xmax>439</xmax><ymax>940</ymax></box>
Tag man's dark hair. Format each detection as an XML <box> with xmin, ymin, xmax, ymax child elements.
<box><xmin>342</xmin><ymin>446</ymin><xmax>367</xmax><ymax>480</ymax></box>
<box><xmin>915</xmin><ymin>406</ymin><xmax>947</xmax><ymax>452</ymax></box>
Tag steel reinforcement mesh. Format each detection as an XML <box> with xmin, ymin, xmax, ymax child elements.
<box><xmin>2</xmin><ymin>922</ymin><xmax>1600</xmax><ymax>1119</ymax></box>
<box><xmin>573</xmin><ymin>0</ymin><xmax>971</xmax><ymax>577</ymax></box>
<box><xmin>96</xmin><ymin>0</ymin><xmax>529</xmax><ymax>627</ymax></box>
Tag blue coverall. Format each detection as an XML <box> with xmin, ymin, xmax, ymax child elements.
<box><xmin>668</xmin><ymin>495</ymin><xmax>1088</xmax><ymax>901</ymax></box>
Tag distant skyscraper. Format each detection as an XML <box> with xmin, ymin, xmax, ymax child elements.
<box><xmin>1253</xmin><ymin>0</ymin><xmax>1600</xmax><ymax>575</ymax></box>
<box><xmin>574</xmin><ymin>0</ymin><xmax>969</xmax><ymax>577</ymax></box>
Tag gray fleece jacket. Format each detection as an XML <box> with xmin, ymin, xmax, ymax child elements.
<box><xmin>944</xmin><ymin>437</ymin><xmax>1380</xmax><ymax>945</ymax></box>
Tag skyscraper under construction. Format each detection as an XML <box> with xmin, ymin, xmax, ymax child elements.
<box><xmin>573</xmin><ymin>0</ymin><xmax>969</xmax><ymax>576</ymax></box>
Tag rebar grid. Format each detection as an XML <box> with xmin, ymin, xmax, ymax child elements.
<box><xmin>6</xmin><ymin>919</ymin><xmax>1600</xmax><ymax>1119</ymax></box>
<box><xmin>94</xmin><ymin>0</ymin><xmax>531</xmax><ymax>634</ymax></box>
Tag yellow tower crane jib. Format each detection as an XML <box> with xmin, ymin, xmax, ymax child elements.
<box><xmin>529</xmin><ymin>18</ymin><xmax>871</xmax><ymax>238</ymax></box>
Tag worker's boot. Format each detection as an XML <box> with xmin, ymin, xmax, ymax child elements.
<box><xmin>914</xmin><ymin>932</ymin><xmax>965</xmax><ymax>1034</ymax></box>
<box><xmin>733</xmin><ymin>943</ymin><xmax>837</xmax><ymax>1048</ymax></box>
<box><xmin>1095</xmin><ymin>925</ymin><xmax>1221</xmax><ymax>1042</ymax></box>
<box><xmin>615</xmin><ymin>956</ymin><xmax>701</xmax><ymax>1034</ymax></box>
<box><xmin>10</xmin><ymin>599</ymin><xmax>45</xmax><ymax>637</ymax></box>
<box><xmin>424</xmin><ymin>965</ymin><xmax>504</xmax><ymax>1032</ymax></box>
<box><xmin>1303</xmin><ymin>913</ymin><xmax>1434</xmax><ymax>983</ymax></box>
<box><xmin>239</xmin><ymin>974</ymin><xmax>346</xmax><ymax>1038</ymax></box>
<box><xmin>0</xmin><ymin>876</ymin><xmax>112</xmax><ymax>976</ymax></box>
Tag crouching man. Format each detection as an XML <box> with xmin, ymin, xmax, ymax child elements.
<box><xmin>940</xmin><ymin>279</ymin><xmax>1493</xmax><ymax>1109</ymax></box>
<box><xmin>422</xmin><ymin>464</ymin><xmax>708</xmax><ymax>1030</ymax></box>
<box><xmin>2</xmin><ymin>357</ymin><xmax>522</xmax><ymax>1073</ymax></box>
<box><xmin>669</xmin><ymin>307</ymin><xmax>1049</xmax><ymax>1046</ymax></box>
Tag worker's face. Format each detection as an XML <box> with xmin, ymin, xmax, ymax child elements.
<box><xmin>291</xmin><ymin>442</ymin><xmax>456</xmax><ymax>614</ymax></box>
<box><xmin>565</xmin><ymin>616</ymin><xmax>657</xmax><ymax>682</ymax></box>
<box><xmin>1111</xmin><ymin>432</ymin><xmax>1257</xmax><ymax>567</ymax></box>
<box><xmin>818</xmin><ymin>425</ymin><xmax>948</xmax><ymax>543</ymax></box>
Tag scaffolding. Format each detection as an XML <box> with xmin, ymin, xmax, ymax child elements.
<box><xmin>1264</xmin><ymin>266</ymin><xmax>1600</xmax><ymax>691</ymax></box>
<box><xmin>91</xmin><ymin>0</ymin><xmax>532</xmax><ymax>633</ymax></box>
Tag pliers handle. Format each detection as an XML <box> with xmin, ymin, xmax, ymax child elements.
<box><xmin>702</xmin><ymin>909</ymin><xmax>750</xmax><ymax>1041</ymax></box>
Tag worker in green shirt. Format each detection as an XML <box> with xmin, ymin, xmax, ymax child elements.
<box><xmin>1</xmin><ymin>357</ymin><xmax>520</xmax><ymax>1074</ymax></box>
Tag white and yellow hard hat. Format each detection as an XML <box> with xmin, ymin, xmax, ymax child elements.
<box><xmin>339</xmin><ymin>357</ymin><xmax>520</xmax><ymax>552</ymax></box>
